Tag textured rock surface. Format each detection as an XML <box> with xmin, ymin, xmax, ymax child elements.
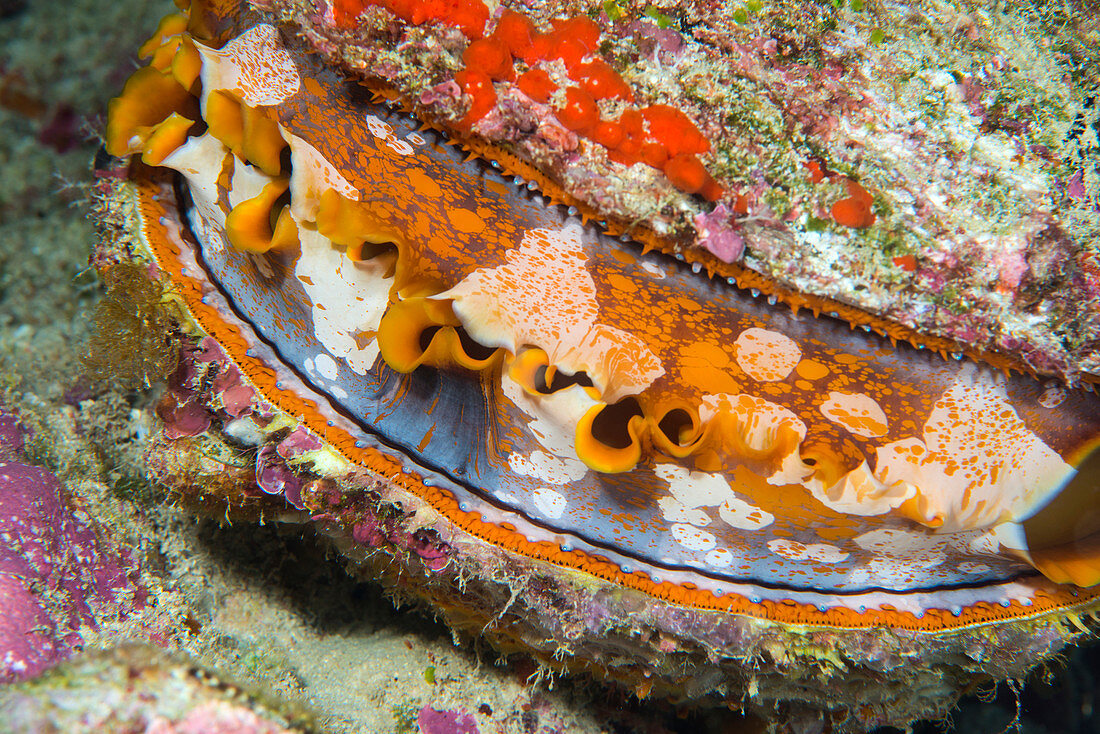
<box><xmin>0</xmin><ymin>412</ymin><xmax>139</xmax><ymax>682</ymax></box>
<box><xmin>0</xmin><ymin>645</ymin><xmax>304</xmax><ymax>733</ymax></box>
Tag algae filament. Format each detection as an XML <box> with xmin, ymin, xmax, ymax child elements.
<box><xmin>83</xmin><ymin>261</ymin><xmax>177</xmax><ymax>389</ymax></box>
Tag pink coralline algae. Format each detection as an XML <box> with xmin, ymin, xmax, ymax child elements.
<box><xmin>621</xmin><ymin>20</ymin><xmax>683</xmax><ymax>60</ymax></box>
<box><xmin>157</xmin><ymin>338</ymin><xmax>257</xmax><ymax>440</ymax></box>
<box><xmin>276</xmin><ymin>427</ymin><xmax>323</xmax><ymax>458</ymax></box>
<box><xmin>0</xmin><ymin>451</ymin><xmax>139</xmax><ymax>682</ymax></box>
<box><xmin>257</xmin><ymin>428</ymin><xmax>325</xmax><ymax>509</ymax></box>
<box><xmin>142</xmin><ymin>701</ymin><xmax>295</xmax><ymax>734</ymax></box>
<box><xmin>155</xmin><ymin>339</ymin><xmax>334</xmax><ymax>511</ymax></box>
<box><xmin>694</xmin><ymin>203</ymin><xmax>745</xmax><ymax>263</ymax></box>
<box><xmin>347</xmin><ymin>495</ymin><xmax>451</xmax><ymax>572</ymax></box>
<box><xmin>417</xmin><ymin>704</ymin><xmax>481</xmax><ymax>734</ymax></box>
<box><xmin>1067</xmin><ymin>170</ymin><xmax>1088</xmax><ymax>201</ymax></box>
<box><xmin>256</xmin><ymin>445</ymin><xmax>305</xmax><ymax>509</ymax></box>
<box><xmin>1</xmin><ymin>645</ymin><xmax>301</xmax><ymax>733</ymax></box>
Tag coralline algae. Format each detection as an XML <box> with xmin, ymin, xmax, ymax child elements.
<box><xmin>0</xmin><ymin>435</ymin><xmax>138</xmax><ymax>682</ymax></box>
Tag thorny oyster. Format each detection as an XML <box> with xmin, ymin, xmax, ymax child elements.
<box><xmin>93</xmin><ymin>0</ymin><xmax>1100</xmax><ymax>730</ymax></box>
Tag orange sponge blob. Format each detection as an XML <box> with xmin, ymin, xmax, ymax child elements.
<box><xmin>548</xmin><ymin>16</ymin><xmax>600</xmax><ymax>55</ymax></box>
<box><xmin>571</xmin><ymin>60</ymin><xmax>633</xmax><ymax>102</ymax></box>
<box><xmin>491</xmin><ymin>10</ymin><xmax>535</xmax><ymax>57</ymax></box>
<box><xmin>642</xmin><ymin>104</ymin><xmax>709</xmax><ymax>156</ymax></box>
<box><xmin>455</xmin><ymin>69</ymin><xmax>496</xmax><ymax>128</ymax></box>
<box><xmin>516</xmin><ymin>69</ymin><xmax>557</xmax><ymax>104</ymax></box>
<box><xmin>335</xmin><ymin>0</ymin><xmax>489</xmax><ymax>38</ymax></box>
<box><xmin>589</xmin><ymin>119</ymin><xmax>623</xmax><ymax>149</ymax></box>
<box><xmin>556</xmin><ymin>87</ymin><xmax>599</xmax><ymax>133</ymax></box>
<box><xmin>664</xmin><ymin>153</ymin><xmax>707</xmax><ymax>194</ymax></box>
<box><xmin>832</xmin><ymin>197</ymin><xmax>875</xmax><ymax>228</ymax></box>
<box><xmin>463</xmin><ymin>38</ymin><xmax>514</xmax><ymax>81</ymax></box>
<box><xmin>832</xmin><ymin>179</ymin><xmax>876</xmax><ymax>228</ymax></box>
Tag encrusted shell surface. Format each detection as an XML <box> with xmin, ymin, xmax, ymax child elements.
<box><xmin>277</xmin><ymin>0</ymin><xmax>1100</xmax><ymax>382</ymax></box>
